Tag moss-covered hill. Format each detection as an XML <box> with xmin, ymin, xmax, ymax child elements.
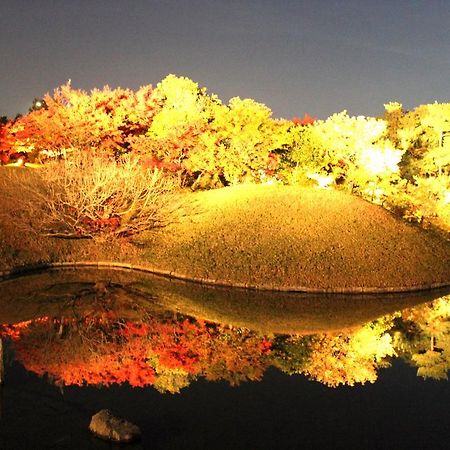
<box><xmin>143</xmin><ymin>184</ymin><xmax>450</xmax><ymax>292</ymax></box>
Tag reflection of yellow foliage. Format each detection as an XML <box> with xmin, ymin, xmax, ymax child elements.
<box><xmin>153</xmin><ymin>367</ymin><xmax>192</xmax><ymax>394</ymax></box>
<box><xmin>304</xmin><ymin>318</ymin><xmax>396</xmax><ymax>387</ymax></box>
<box><xmin>413</xmin><ymin>350</ymin><xmax>449</xmax><ymax>380</ymax></box>
<box><xmin>147</xmin><ymin>352</ymin><xmax>193</xmax><ymax>394</ymax></box>
<box><xmin>396</xmin><ymin>296</ymin><xmax>450</xmax><ymax>380</ymax></box>
<box><xmin>350</xmin><ymin>324</ymin><xmax>396</xmax><ymax>362</ymax></box>
<box><xmin>289</xmin><ymin>299</ymin><xmax>449</xmax><ymax>387</ymax></box>
<box><xmin>305</xmin><ymin>335</ymin><xmax>379</xmax><ymax>387</ymax></box>
<box><xmin>432</xmin><ymin>297</ymin><xmax>450</xmax><ymax>317</ymax></box>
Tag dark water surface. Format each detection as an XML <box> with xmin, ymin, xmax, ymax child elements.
<box><xmin>2</xmin><ymin>355</ymin><xmax>449</xmax><ymax>450</ymax></box>
<box><xmin>0</xmin><ymin>268</ymin><xmax>449</xmax><ymax>449</ymax></box>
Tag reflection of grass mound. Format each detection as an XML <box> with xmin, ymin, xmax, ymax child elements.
<box><xmin>144</xmin><ymin>184</ymin><xmax>450</xmax><ymax>292</ymax></box>
<box><xmin>2</xmin><ymin>268</ymin><xmax>448</xmax><ymax>334</ymax></box>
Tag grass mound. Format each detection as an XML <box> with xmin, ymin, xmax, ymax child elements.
<box><xmin>144</xmin><ymin>184</ymin><xmax>450</xmax><ymax>292</ymax></box>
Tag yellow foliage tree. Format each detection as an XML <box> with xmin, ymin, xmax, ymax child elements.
<box><xmin>211</xmin><ymin>97</ymin><xmax>288</xmax><ymax>184</ymax></box>
<box><xmin>285</xmin><ymin>111</ymin><xmax>404</xmax><ymax>202</ymax></box>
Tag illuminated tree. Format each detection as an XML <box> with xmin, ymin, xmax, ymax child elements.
<box><xmin>11</xmin><ymin>82</ymin><xmax>156</xmax><ymax>161</ymax></box>
<box><xmin>382</xmin><ymin>103</ymin><xmax>450</xmax><ymax>229</ymax></box>
<box><xmin>208</xmin><ymin>97</ymin><xmax>288</xmax><ymax>185</ymax></box>
<box><xmin>132</xmin><ymin>74</ymin><xmax>223</xmax><ymax>186</ymax></box>
<box><xmin>283</xmin><ymin>111</ymin><xmax>404</xmax><ymax>203</ymax></box>
<box><xmin>135</xmin><ymin>75</ymin><xmax>288</xmax><ymax>187</ymax></box>
<box><xmin>0</xmin><ymin>120</ymin><xmax>10</xmax><ymax>163</ymax></box>
<box><xmin>0</xmin><ymin>118</ymin><xmax>37</xmax><ymax>163</ymax></box>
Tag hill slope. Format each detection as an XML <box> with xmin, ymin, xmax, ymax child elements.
<box><xmin>143</xmin><ymin>184</ymin><xmax>450</xmax><ymax>292</ymax></box>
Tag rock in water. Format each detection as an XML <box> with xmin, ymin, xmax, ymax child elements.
<box><xmin>89</xmin><ymin>409</ymin><xmax>141</xmax><ymax>443</ymax></box>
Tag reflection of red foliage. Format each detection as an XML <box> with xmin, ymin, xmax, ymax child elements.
<box><xmin>260</xmin><ymin>338</ymin><xmax>272</xmax><ymax>353</ymax></box>
<box><xmin>2</xmin><ymin>317</ymin><xmax>156</xmax><ymax>387</ymax></box>
<box><xmin>1</xmin><ymin>320</ymin><xmax>34</xmax><ymax>339</ymax></box>
<box><xmin>148</xmin><ymin>319</ymin><xmax>203</xmax><ymax>373</ymax></box>
<box><xmin>2</xmin><ymin>314</ymin><xmax>272</xmax><ymax>390</ymax></box>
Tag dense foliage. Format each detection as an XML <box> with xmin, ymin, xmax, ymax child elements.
<box><xmin>0</xmin><ymin>75</ymin><xmax>449</xmax><ymax>234</ymax></box>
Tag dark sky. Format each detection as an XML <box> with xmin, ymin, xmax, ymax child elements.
<box><xmin>1</xmin><ymin>0</ymin><xmax>449</xmax><ymax>120</ymax></box>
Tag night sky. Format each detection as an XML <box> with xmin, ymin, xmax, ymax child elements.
<box><xmin>1</xmin><ymin>0</ymin><xmax>449</xmax><ymax>120</ymax></box>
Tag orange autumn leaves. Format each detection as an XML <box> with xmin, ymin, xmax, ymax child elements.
<box><xmin>0</xmin><ymin>76</ymin><xmax>291</xmax><ymax>188</ymax></box>
<box><xmin>0</xmin><ymin>83</ymin><xmax>155</xmax><ymax>162</ymax></box>
<box><xmin>1</xmin><ymin>314</ymin><xmax>272</xmax><ymax>392</ymax></box>
<box><xmin>1</xmin><ymin>296</ymin><xmax>449</xmax><ymax>391</ymax></box>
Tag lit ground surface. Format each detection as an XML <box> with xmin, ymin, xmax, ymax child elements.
<box><xmin>143</xmin><ymin>184</ymin><xmax>450</xmax><ymax>292</ymax></box>
<box><xmin>1</xmin><ymin>183</ymin><xmax>450</xmax><ymax>292</ymax></box>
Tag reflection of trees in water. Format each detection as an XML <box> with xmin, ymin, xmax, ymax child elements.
<box><xmin>392</xmin><ymin>297</ymin><xmax>450</xmax><ymax>380</ymax></box>
<box><xmin>298</xmin><ymin>316</ymin><xmax>396</xmax><ymax>387</ymax></box>
<box><xmin>269</xmin><ymin>315</ymin><xmax>397</xmax><ymax>387</ymax></box>
<box><xmin>272</xmin><ymin>296</ymin><xmax>450</xmax><ymax>386</ymax></box>
<box><xmin>0</xmin><ymin>310</ymin><xmax>272</xmax><ymax>393</ymax></box>
<box><xmin>1</xmin><ymin>296</ymin><xmax>449</xmax><ymax>390</ymax></box>
<box><xmin>281</xmin><ymin>296</ymin><xmax>450</xmax><ymax>385</ymax></box>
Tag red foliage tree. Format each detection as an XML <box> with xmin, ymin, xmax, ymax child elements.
<box><xmin>292</xmin><ymin>113</ymin><xmax>317</xmax><ymax>126</ymax></box>
<box><xmin>7</xmin><ymin>83</ymin><xmax>157</xmax><ymax>162</ymax></box>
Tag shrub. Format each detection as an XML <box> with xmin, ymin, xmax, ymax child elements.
<box><xmin>1</xmin><ymin>153</ymin><xmax>181</xmax><ymax>238</ymax></box>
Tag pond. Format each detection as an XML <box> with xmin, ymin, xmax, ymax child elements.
<box><xmin>0</xmin><ymin>268</ymin><xmax>449</xmax><ymax>449</ymax></box>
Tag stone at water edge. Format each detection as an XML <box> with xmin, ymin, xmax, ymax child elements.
<box><xmin>89</xmin><ymin>409</ymin><xmax>141</xmax><ymax>443</ymax></box>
